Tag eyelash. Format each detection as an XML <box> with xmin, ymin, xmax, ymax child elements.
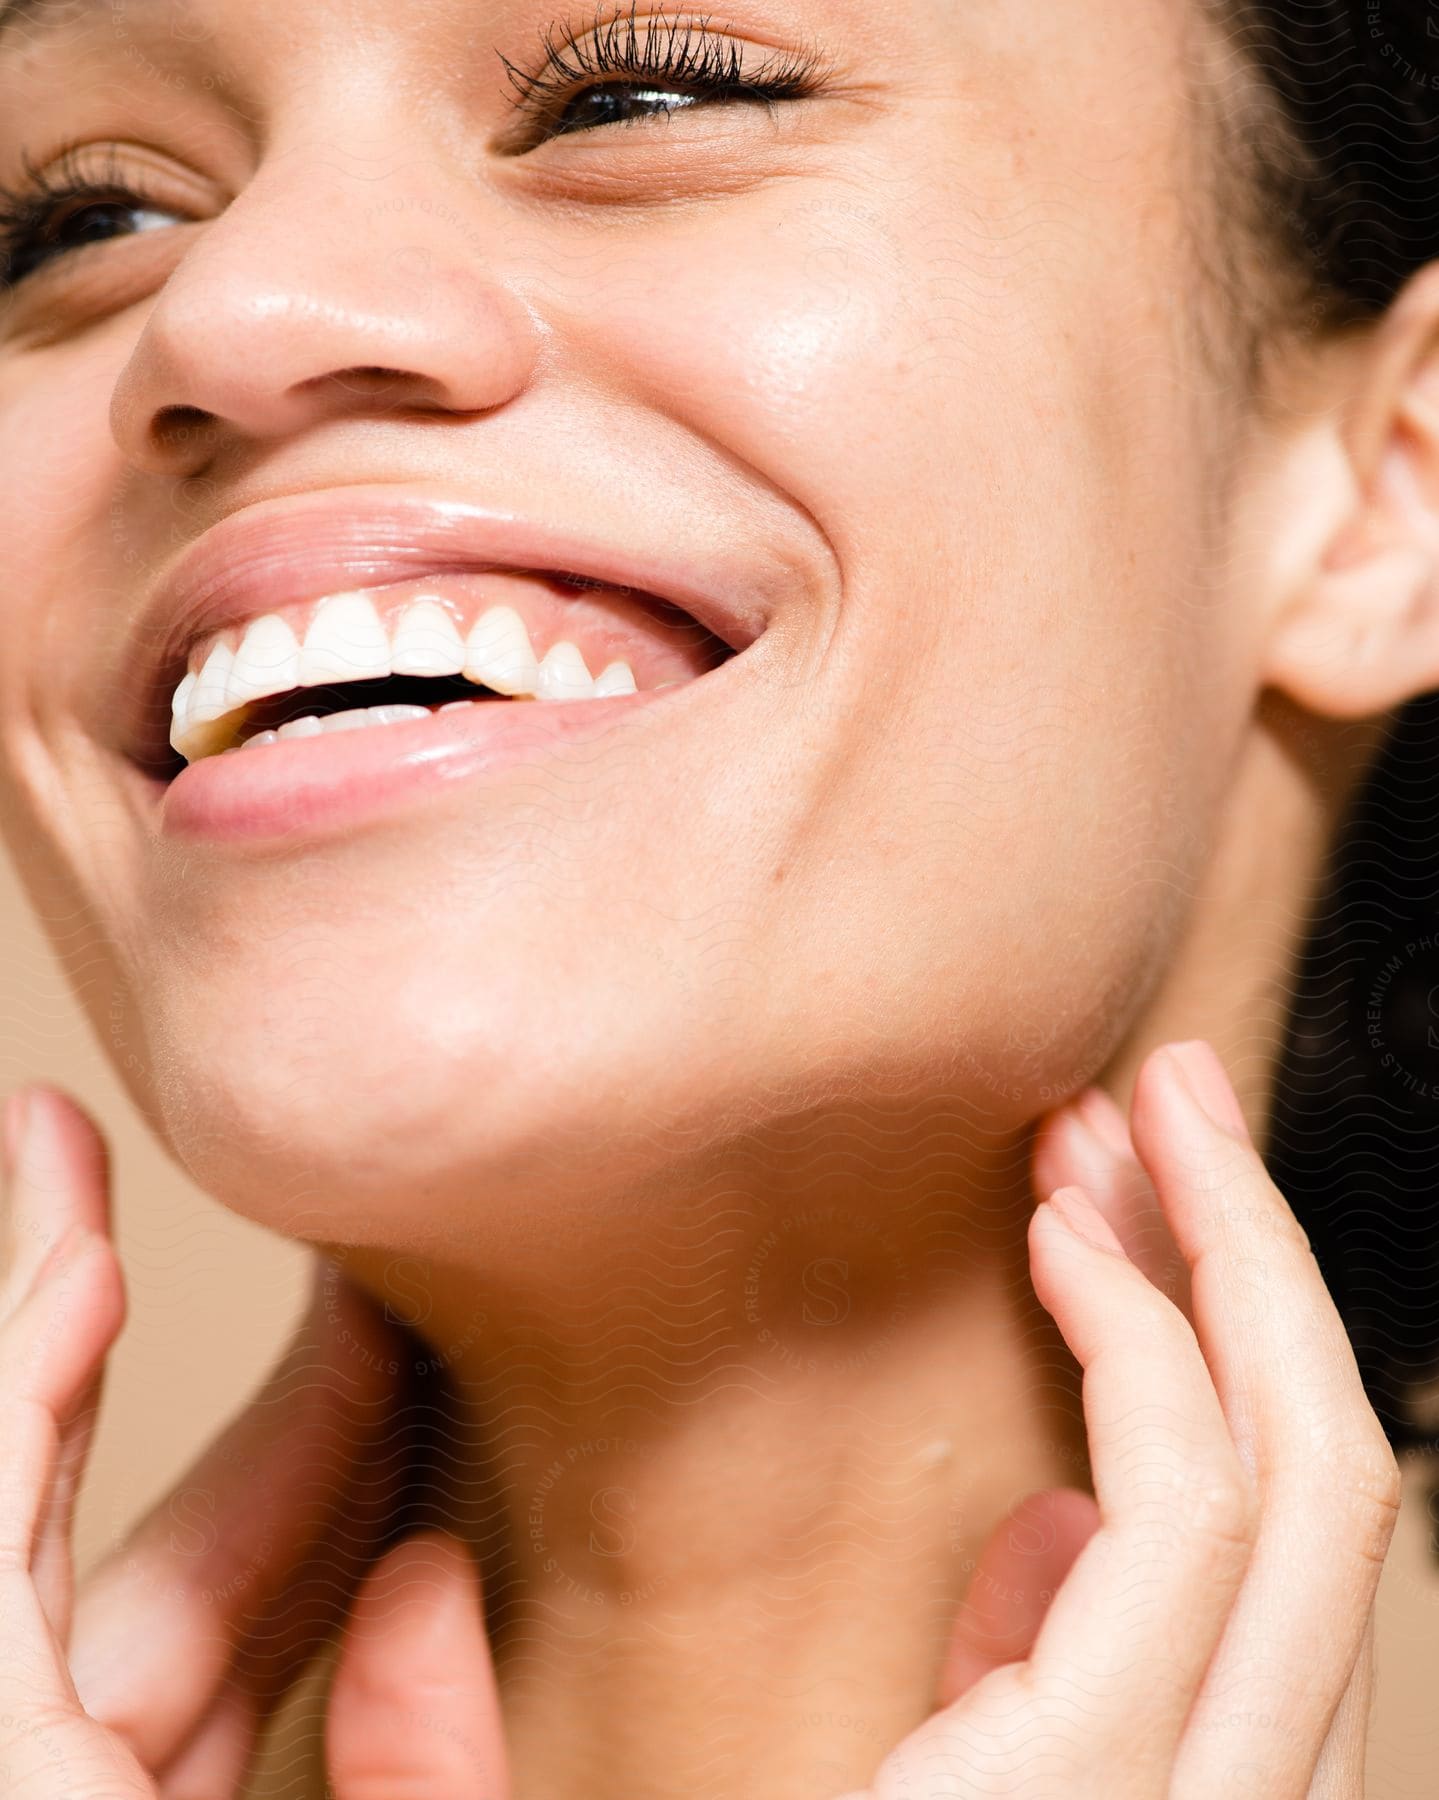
<box><xmin>499</xmin><ymin>5</ymin><xmax>828</xmax><ymax>138</ymax></box>
<box><xmin>0</xmin><ymin>142</ymin><xmax>146</xmax><ymax>288</ymax></box>
<box><xmin>0</xmin><ymin>9</ymin><xmax>829</xmax><ymax>290</ymax></box>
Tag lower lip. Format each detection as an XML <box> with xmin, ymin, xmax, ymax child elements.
<box><xmin>153</xmin><ymin>687</ymin><xmax>681</xmax><ymax>842</ymax></box>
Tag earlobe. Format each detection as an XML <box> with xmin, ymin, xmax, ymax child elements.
<box><xmin>1262</xmin><ymin>262</ymin><xmax>1439</xmax><ymax>722</ymax></box>
<box><xmin>1264</xmin><ymin>542</ymin><xmax>1437</xmax><ymax>719</ymax></box>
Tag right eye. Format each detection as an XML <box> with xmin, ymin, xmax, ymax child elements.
<box><xmin>0</xmin><ymin>138</ymin><xmax>199</xmax><ymax>291</ymax></box>
<box><xmin>0</xmin><ymin>185</ymin><xmax>184</xmax><ymax>286</ymax></box>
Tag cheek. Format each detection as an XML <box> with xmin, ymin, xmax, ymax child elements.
<box><xmin>550</xmin><ymin>192</ymin><xmax>1242</xmax><ymax>1112</ymax></box>
<box><xmin>0</xmin><ymin>334</ymin><xmax>135</xmax><ymax>834</ymax></box>
<box><xmin>0</xmin><ymin>356</ymin><xmax>104</xmax><ymax>876</ymax></box>
<box><xmin>0</xmin><ymin>339</ymin><xmax>185</xmax><ymax>1126</ymax></box>
<box><xmin>558</xmin><ymin>192</ymin><xmax>934</xmax><ymax>565</ymax></box>
<box><xmin>0</xmin><ymin>331</ymin><xmax>131</xmax><ymax>575</ymax></box>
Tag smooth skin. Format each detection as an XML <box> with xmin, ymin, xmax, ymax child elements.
<box><xmin>0</xmin><ymin>1039</ymin><xmax>1400</xmax><ymax>1797</ymax></box>
<box><xmin>2</xmin><ymin>0</ymin><xmax>1439</xmax><ymax>1791</ymax></box>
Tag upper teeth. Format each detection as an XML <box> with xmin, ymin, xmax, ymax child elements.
<box><xmin>170</xmin><ymin>591</ymin><xmax>641</xmax><ymax>762</ymax></box>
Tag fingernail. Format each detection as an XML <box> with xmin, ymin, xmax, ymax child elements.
<box><xmin>1044</xmin><ymin>1186</ymin><xmax>1127</xmax><ymax>1257</ymax></box>
<box><xmin>1073</xmin><ymin>1087</ymin><xmax>1133</xmax><ymax>1158</ymax></box>
<box><xmin>1163</xmin><ymin>1041</ymin><xmax>1252</xmax><ymax>1144</ymax></box>
<box><xmin>3</xmin><ymin>1087</ymin><xmax>32</xmax><ymax>1173</ymax></box>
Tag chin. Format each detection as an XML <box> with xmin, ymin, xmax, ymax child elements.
<box><xmin>134</xmin><ymin>930</ymin><xmax>730</xmax><ymax>1253</ymax></box>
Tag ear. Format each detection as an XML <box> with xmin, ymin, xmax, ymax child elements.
<box><xmin>1262</xmin><ymin>259</ymin><xmax>1439</xmax><ymax>720</ymax></box>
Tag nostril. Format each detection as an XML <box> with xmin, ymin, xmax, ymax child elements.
<box><xmin>331</xmin><ymin>366</ymin><xmax>412</xmax><ymax>392</ymax></box>
<box><xmin>330</xmin><ymin>366</ymin><xmax>466</xmax><ymax>408</ymax></box>
<box><xmin>316</xmin><ymin>366</ymin><xmax>457</xmax><ymax>415</ymax></box>
<box><xmin>153</xmin><ymin>404</ymin><xmax>215</xmax><ymax>448</ymax></box>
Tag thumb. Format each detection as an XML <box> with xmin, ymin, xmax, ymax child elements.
<box><xmin>326</xmin><ymin>1528</ymin><xmax>509</xmax><ymax>1800</ymax></box>
<box><xmin>936</xmin><ymin>1486</ymin><xmax>1099</xmax><ymax>1706</ymax></box>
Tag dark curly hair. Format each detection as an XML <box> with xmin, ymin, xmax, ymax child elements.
<box><xmin>1214</xmin><ymin>2</ymin><xmax>1439</xmax><ymax>1459</ymax></box>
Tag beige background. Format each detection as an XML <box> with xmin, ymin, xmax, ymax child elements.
<box><xmin>3</xmin><ymin>846</ymin><xmax>1438</xmax><ymax>1796</ymax></box>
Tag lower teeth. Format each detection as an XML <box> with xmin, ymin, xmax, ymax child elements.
<box><xmin>234</xmin><ymin>699</ymin><xmax>484</xmax><ymax>752</ymax></box>
<box><xmin>223</xmin><ymin>677</ymin><xmax>647</xmax><ymax>757</ymax></box>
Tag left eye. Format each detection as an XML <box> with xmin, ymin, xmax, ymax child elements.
<box><xmin>497</xmin><ymin>24</ymin><xmax>829</xmax><ymax>155</ymax></box>
<box><xmin>540</xmin><ymin>82</ymin><xmax>721</xmax><ymax>138</ymax></box>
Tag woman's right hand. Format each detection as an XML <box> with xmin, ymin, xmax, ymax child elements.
<box><xmin>0</xmin><ymin>1082</ymin><xmax>508</xmax><ymax>1797</ymax></box>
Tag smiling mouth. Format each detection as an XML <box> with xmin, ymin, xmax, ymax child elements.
<box><xmin>150</xmin><ymin>570</ymin><xmax>735</xmax><ymax>782</ymax></box>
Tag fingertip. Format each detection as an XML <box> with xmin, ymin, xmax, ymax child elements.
<box><xmin>1028</xmin><ymin>1113</ymin><xmax>1071</xmax><ymax>1207</ymax></box>
<box><xmin>21</xmin><ymin>1083</ymin><xmax>100</xmax><ymax>1143</ymax></box>
<box><xmin>6</xmin><ymin>1229</ymin><xmax>128</xmax><ymax>1415</ymax></box>
<box><xmin>301</xmin><ymin>1261</ymin><xmax>409</xmax><ymax>1401</ymax></box>
<box><xmin>1028</xmin><ymin>1484</ymin><xmax>1101</xmax><ymax>1541</ymax></box>
<box><xmin>1036</xmin><ymin>1186</ymin><xmax>1129</xmax><ymax>1259</ymax></box>
<box><xmin>6</xmin><ymin>1085</ymin><xmax>113</xmax><ymax>1228</ymax></box>
<box><xmin>1133</xmin><ymin>1038</ymin><xmax>1252</xmax><ymax>1151</ymax></box>
<box><xmin>382</xmin><ymin>1523</ymin><xmax>477</xmax><ymax>1574</ymax></box>
<box><xmin>351</xmin><ymin>1528</ymin><xmax>484</xmax><ymax>1646</ymax></box>
<box><xmin>937</xmin><ymin>1484</ymin><xmax>1101</xmax><ymax>1706</ymax></box>
<box><xmin>1163</xmin><ymin>1040</ymin><xmax>1254</xmax><ymax>1144</ymax></box>
<box><xmin>328</xmin><ymin>1526</ymin><xmax>505</xmax><ymax>1799</ymax></box>
<box><xmin>1031</xmin><ymin>1100</ymin><xmax>1126</xmax><ymax>1208</ymax></box>
<box><xmin>1073</xmin><ymin>1085</ymin><xmax>1133</xmax><ymax>1158</ymax></box>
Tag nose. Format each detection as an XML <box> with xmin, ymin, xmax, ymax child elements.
<box><xmin>109</xmin><ymin>151</ymin><xmax>544</xmax><ymax>476</ymax></box>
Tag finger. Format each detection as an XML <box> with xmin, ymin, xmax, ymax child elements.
<box><xmin>1127</xmin><ymin>1042</ymin><xmax>1400</xmax><ymax>1799</ymax></box>
<box><xmin>0</xmin><ymin>1236</ymin><xmax>152</xmax><ymax>1798</ymax></box>
<box><xmin>1015</xmin><ymin>1188</ymin><xmax>1255</xmax><ymax>1774</ymax></box>
<box><xmin>0</xmin><ymin>1233</ymin><xmax>123</xmax><ymax>1702</ymax></box>
<box><xmin>169</xmin><ymin>1390</ymin><xmax>417</xmax><ymax>1791</ymax></box>
<box><xmin>4</xmin><ymin>1218</ymin><xmax>126</xmax><ymax>1649</ymax></box>
<box><xmin>864</xmin><ymin>1190</ymin><xmax>1256</xmax><ymax>1800</ymax></box>
<box><xmin>31</xmin><ymin>1285</ymin><xmax>122</xmax><ymax>1654</ymax></box>
<box><xmin>936</xmin><ymin>1486</ymin><xmax>1099</xmax><ymax>1704</ymax></box>
<box><xmin>69</xmin><ymin>1259</ymin><xmax>410</xmax><ymax>1773</ymax></box>
<box><xmin>31</xmin><ymin>1355</ymin><xmax>107</xmax><ymax>1635</ymax></box>
<box><xmin>1032</xmin><ymin>1090</ymin><xmax>1191</xmax><ymax>1310</ymax></box>
<box><xmin>326</xmin><ymin>1529</ymin><xmax>509</xmax><ymax>1800</ymax></box>
<box><xmin>0</xmin><ymin>1092</ymin><xmax>126</xmax><ymax>1648</ymax></box>
<box><xmin>1307</xmin><ymin>1613</ymin><xmax>1373</xmax><ymax>1800</ymax></box>
<box><xmin>0</xmin><ymin>1086</ymin><xmax>113</xmax><ymax>1313</ymax></box>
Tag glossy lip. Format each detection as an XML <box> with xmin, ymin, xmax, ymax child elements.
<box><xmin>155</xmin><ymin>666</ymin><xmax>721</xmax><ymax>843</ymax></box>
<box><xmin>119</xmin><ymin>485</ymin><xmax>776</xmax><ymax>771</ymax></box>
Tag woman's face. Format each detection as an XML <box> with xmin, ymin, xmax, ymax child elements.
<box><xmin>0</xmin><ymin>0</ymin><xmax>1268</xmax><ymax>1246</ymax></box>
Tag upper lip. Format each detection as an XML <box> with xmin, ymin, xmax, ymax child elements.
<box><xmin>119</xmin><ymin>485</ymin><xmax>776</xmax><ymax>771</ymax></box>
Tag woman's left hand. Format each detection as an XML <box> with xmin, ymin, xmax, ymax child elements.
<box><xmin>844</xmin><ymin>1037</ymin><xmax>1400</xmax><ymax>1800</ymax></box>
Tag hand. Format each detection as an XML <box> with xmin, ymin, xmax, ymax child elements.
<box><xmin>0</xmin><ymin>1083</ymin><xmax>508</xmax><ymax>1797</ymax></box>
<box><xmin>846</xmin><ymin>1038</ymin><xmax>1400</xmax><ymax>1799</ymax></box>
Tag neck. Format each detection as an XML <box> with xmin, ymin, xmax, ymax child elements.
<box><xmin>343</xmin><ymin>1130</ymin><xmax>1087</xmax><ymax>1799</ymax></box>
